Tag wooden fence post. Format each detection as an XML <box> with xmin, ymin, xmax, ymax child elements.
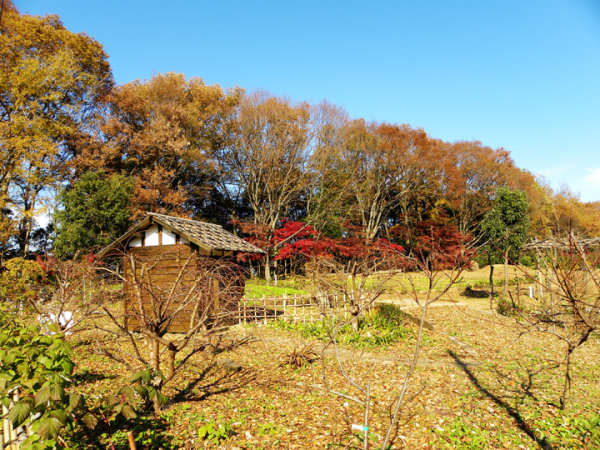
<box><xmin>293</xmin><ymin>294</ymin><xmax>297</xmax><ymax>324</ymax></box>
<box><xmin>264</xmin><ymin>296</ymin><xmax>268</xmax><ymax>326</ymax></box>
<box><xmin>1</xmin><ymin>403</ymin><xmax>7</xmax><ymax>448</ymax></box>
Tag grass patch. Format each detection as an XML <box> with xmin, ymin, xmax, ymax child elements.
<box><xmin>434</xmin><ymin>404</ymin><xmax>600</xmax><ymax>449</ymax></box>
<box><xmin>244</xmin><ymin>278</ymin><xmax>308</xmax><ymax>297</ymax></box>
<box><xmin>269</xmin><ymin>304</ymin><xmax>412</xmax><ymax>349</ymax></box>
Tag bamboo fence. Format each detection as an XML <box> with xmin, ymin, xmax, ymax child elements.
<box><xmin>1</xmin><ymin>391</ymin><xmax>33</xmax><ymax>450</ymax></box>
<box><xmin>236</xmin><ymin>292</ymin><xmax>374</xmax><ymax>326</ymax></box>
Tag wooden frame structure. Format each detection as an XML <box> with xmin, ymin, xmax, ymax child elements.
<box><xmin>99</xmin><ymin>213</ymin><xmax>264</xmax><ymax>332</ymax></box>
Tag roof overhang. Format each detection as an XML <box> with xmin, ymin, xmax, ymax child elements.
<box><xmin>98</xmin><ymin>214</ymin><xmax>265</xmax><ymax>258</ymax></box>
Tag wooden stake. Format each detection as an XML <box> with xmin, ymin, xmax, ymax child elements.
<box><xmin>128</xmin><ymin>431</ymin><xmax>137</xmax><ymax>450</ymax></box>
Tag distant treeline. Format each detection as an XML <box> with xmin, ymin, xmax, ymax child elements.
<box><xmin>1</xmin><ymin>1</ymin><xmax>599</xmax><ymax>264</ymax></box>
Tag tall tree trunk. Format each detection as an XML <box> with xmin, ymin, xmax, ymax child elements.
<box><xmin>351</xmin><ymin>304</ymin><xmax>360</xmax><ymax>333</ymax></box>
<box><xmin>149</xmin><ymin>339</ymin><xmax>160</xmax><ymax>373</ymax></box>
<box><xmin>489</xmin><ymin>254</ymin><xmax>495</xmax><ymax>296</ymax></box>
<box><xmin>166</xmin><ymin>347</ymin><xmax>176</xmax><ymax>382</ymax></box>
<box><xmin>561</xmin><ymin>345</ymin><xmax>574</xmax><ymax>410</ymax></box>
<box><xmin>18</xmin><ymin>215</ymin><xmax>33</xmax><ymax>257</ymax></box>
<box><xmin>503</xmin><ymin>250</ymin><xmax>509</xmax><ymax>295</ymax></box>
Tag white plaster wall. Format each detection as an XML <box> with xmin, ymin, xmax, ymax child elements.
<box><xmin>127</xmin><ymin>225</ymin><xmax>189</xmax><ymax>247</ymax></box>
<box><xmin>145</xmin><ymin>225</ymin><xmax>160</xmax><ymax>246</ymax></box>
<box><xmin>163</xmin><ymin>228</ymin><xmax>176</xmax><ymax>245</ymax></box>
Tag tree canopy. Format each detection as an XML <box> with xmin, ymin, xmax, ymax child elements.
<box><xmin>0</xmin><ymin>2</ymin><xmax>113</xmax><ymax>255</ymax></box>
<box><xmin>482</xmin><ymin>187</ymin><xmax>530</xmax><ymax>263</ymax></box>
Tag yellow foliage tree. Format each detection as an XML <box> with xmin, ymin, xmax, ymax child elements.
<box><xmin>0</xmin><ymin>2</ymin><xmax>113</xmax><ymax>255</ymax></box>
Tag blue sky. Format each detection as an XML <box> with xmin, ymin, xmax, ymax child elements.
<box><xmin>17</xmin><ymin>0</ymin><xmax>600</xmax><ymax>201</ymax></box>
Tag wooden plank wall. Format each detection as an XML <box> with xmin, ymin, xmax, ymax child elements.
<box><xmin>124</xmin><ymin>244</ymin><xmax>204</xmax><ymax>333</ymax></box>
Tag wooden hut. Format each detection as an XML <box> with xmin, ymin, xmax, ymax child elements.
<box><xmin>99</xmin><ymin>213</ymin><xmax>264</xmax><ymax>332</ymax></box>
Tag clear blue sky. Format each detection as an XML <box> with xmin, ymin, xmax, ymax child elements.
<box><xmin>17</xmin><ymin>0</ymin><xmax>600</xmax><ymax>202</ymax></box>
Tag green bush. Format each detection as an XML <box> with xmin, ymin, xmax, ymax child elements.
<box><xmin>519</xmin><ymin>254</ymin><xmax>535</xmax><ymax>268</ymax></box>
<box><xmin>0</xmin><ymin>257</ymin><xmax>46</xmax><ymax>306</ymax></box>
<box><xmin>376</xmin><ymin>303</ymin><xmax>406</xmax><ymax>326</ymax></box>
<box><xmin>496</xmin><ymin>296</ymin><xmax>521</xmax><ymax>317</ymax></box>
<box><xmin>0</xmin><ymin>305</ymin><xmax>165</xmax><ymax>449</ymax></box>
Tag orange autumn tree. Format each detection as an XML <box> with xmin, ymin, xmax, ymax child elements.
<box><xmin>341</xmin><ymin>121</ymin><xmax>437</xmax><ymax>243</ymax></box>
<box><xmin>0</xmin><ymin>0</ymin><xmax>113</xmax><ymax>255</ymax></box>
<box><xmin>443</xmin><ymin>140</ymin><xmax>523</xmax><ymax>239</ymax></box>
<box><xmin>71</xmin><ymin>72</ymin><xmax>241</xmax><ymax>219</ymax></box>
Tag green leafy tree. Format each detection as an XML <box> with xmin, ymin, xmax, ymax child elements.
<box><xmin>54</xmin><ymin>170</ymin><xmax>134</xmax><ymax>257</ymax></box>
<box><xmin>482</xmin><ymin>187</ymin><xmax>530</xmax><ymax>294</ymax></box>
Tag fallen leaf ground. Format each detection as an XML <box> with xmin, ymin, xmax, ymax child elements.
<box><xmin>70</xmin><ymin>274</ymin><xmax>600</xmax><ymax>449</ymax></box>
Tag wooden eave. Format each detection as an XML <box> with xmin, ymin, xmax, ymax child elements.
<box><xmin>98</xmin><ymin>216</ymin><xmax>152</xmax><ymax>258</ymax></box>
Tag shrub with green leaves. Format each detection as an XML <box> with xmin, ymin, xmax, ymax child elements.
<box><xmin>0</xmin><ymin>305</ymin><xmax>162</xmax><ymax>449</ymax></box>
<box><xmin>0</xmin><ymin>307</ymin><xmax>76</xmax><ymax>449</ymax></box>
<box><xmin>0</xmin><ymin>257</ymin><xmax>46</xmax><ymax>306</ymax></box>
<box><xmin>375</xmin><ymin>303</ymin><xmax>406</xmax><ymax>326</ymax></box>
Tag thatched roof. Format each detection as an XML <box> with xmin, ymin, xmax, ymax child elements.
<box><xmin>99</xmin><ymin>212</ymin><xmax>264</xmax><ymax>257</ymax></box>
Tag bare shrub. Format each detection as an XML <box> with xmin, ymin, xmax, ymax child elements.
<box><xmin>305</xmin><ymin>229</ymin><xmax>472</xmax><ymax>449</ymax></box>
<box><xmin>512</xmin><ymin>234</ymin><xmax>600</xmax><ymax>410</ymax></box>
<box><xmin>30</xmin><ymin>255</ymin><xmax>111</xmax><ymax>334</ymax></box>
<box><xmin>94</xmin><ymin>250</ymin><xmax>245</xmax><ymax>411</ymax></box>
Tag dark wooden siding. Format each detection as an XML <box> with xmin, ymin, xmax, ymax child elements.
<box><xmin>122</xmin><ymin>244</ymin><xmax>243</xmax><ymax>333</ymax></box>
<box><xmin>123</xmin><ymin>244</ymin><xmax>201</xmax><ymax>333</ymax></box>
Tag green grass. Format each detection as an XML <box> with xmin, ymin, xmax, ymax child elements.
<box><xmin>434</xmin><ymin>404</ymin><xmax>600</xmax><ymax>449</ymax></box>
<box><xmin>244</xmin><ymin>279</ymin><xmax>308</xmax><ymax>297</ymax></box>
<box><xmin>243</xmin><ymin>266</ymin><xmax>536</xmax><ymax>301</ymax></box>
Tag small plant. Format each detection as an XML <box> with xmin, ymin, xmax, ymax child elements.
<box><xmin>258</xmin><ymin>422</ymin><xmax>279</xmax><ymax>436</ymax></box>
<box><xmin>496</xmin><ymin>296</ymin><xmax>519</xmax><ymax>317</ymax></box>
<box><xmin>279</xmin><ymin>344</ymin><xmax>319</xmax><ymax>369</ymax></box>
<box><xmin>198</xmin><ymin>418</ymin><xmax>234</xmax><ymax>445</ymax></box>
<box><xmin>375</xmin><ymin>302</ymin><xmax>406</xmax><ymax>326</ymax></box>
<box><xmin>126</xmin><ymin>369</ymin><xmax>170</xmax><ymax>413</ymax></box>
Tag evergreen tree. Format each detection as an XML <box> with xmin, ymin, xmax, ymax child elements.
<box><xmin>482</xmin><ymin>188</ymin><xmax>529</xmax><ymax>294</ymax></box>
<box><xmin>54</xmin><ymin>170</ymin><xmax>134</xmax><ymax>257</ymax></box>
